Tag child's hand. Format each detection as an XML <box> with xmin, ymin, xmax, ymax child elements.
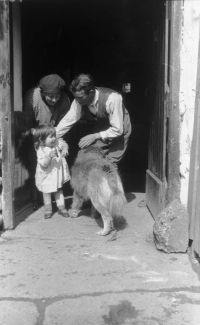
<box><xmin>50</xmin><ymin>148</ymin><xmax>57</xmax><ymax>158</ymax></box>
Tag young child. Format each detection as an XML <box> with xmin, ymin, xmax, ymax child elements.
<box><xmin>32</xmin><ymin>125</ymin><xmax>70</xmax><ymax>219</ymax></box>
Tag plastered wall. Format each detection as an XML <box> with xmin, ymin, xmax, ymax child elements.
<box><xmin>179</xmin><ymin>0</ymin><xmax>200</xmax><ymax>205</ymax></box>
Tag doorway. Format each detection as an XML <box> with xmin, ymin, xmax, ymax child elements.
<box><xmin>20</xmin><ymin>0</ymin><xmax>164</xmax><ymax>192</ymax></box>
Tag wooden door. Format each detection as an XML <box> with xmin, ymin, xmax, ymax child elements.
<box><xmin>0</xmin><ymin>1</ymin><xmax>15</xmax><ymax>229</ymax></box>
<box><xmin>11</xmin><ymin>2</ymin><xmax>31</xmax><ymax>214</ymax></box>
<box><xmin>146</xmin><ymin>0</ymin><xmax>182</xmax><ymax>219</ymax></box>
<box><xmin>145</xmin><ymin>0</ymin><xmax>169</xmax><ymax>218</ymax></box>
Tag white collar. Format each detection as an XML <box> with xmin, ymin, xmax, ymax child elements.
<box><xmin>90</xmin><ymin>89</ymin><xmax>99</xmax><ymax>107</ymax></box>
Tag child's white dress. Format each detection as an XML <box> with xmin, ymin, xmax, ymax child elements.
<box><xmin>35</xmin><ymin>143</ymin><xmax>70</xmax><ymax>194</ymax></box>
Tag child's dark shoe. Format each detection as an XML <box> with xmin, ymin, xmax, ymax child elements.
<box><xmin>58</xmin><ymin>207</ymin><xmax>69</xmax><ymax>218</ymax></box>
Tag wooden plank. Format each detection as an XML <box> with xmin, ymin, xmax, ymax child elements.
<box><xmin>0</xmin><ymin>1</ymin><xmax>15</xmax><ymax>229</ymax></box>
<box><xmin>145</xmin><ymin>1</ymin><xmax>167</xmax><ymax>218</ymax></box>
<box><xmin>166</xmin><ymin>0</ymin><xmax>182</xmax><ymax>204</ymax></box>
<box><xmin>146</xmin><ymin>169</ymin><xmax>166</xmax><ymax>219</ymax></box>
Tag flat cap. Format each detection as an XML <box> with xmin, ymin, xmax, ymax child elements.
<box><xmin>39</xmin><ymin>74</ymin><xmax>66</xmax><ymax>94</ymax></box>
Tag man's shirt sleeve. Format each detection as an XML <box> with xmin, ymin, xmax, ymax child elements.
<box><xmin>99</xmin><ymin>92</ymin><xmax>124</xmax><ymax>140</ymax></box>
<box><xmin>56</xmin><ymin>100</ymin><xmax>82</xmax><ymax>138</ymax></box>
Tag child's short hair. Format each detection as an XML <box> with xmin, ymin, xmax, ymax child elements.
<box><xmin>32</xmin><ymin>125</ymin><xmax>56</xmax><ymax>149</ymax></box>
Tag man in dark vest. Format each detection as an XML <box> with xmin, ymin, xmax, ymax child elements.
<box><xmin>56</xmin><ymin>73</ymin><xmax>132</xmax><ymax>165</ymax></box>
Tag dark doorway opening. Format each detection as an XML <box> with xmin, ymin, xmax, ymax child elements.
<box><xmin>21</xmin><ymin>0</ymin><xmax>164</xmax><ymax>193</ymax></box>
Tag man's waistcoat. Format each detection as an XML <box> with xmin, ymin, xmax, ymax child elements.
<box><xmin>81</xmin><ymin>87</ymin><xmax>131</xmax><ymax>137</ymax></box>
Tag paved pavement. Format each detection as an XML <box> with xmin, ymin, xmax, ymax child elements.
<box><xmin>0</xmin><ymin>192</ymin><xmax>199</xmax><ymax>325</ymax></box>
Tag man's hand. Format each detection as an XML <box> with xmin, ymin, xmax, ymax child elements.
<box><xmin>79</xmin><ymin>133</ymin><xmax>100</xmax><ymax>149</ymax></box>
<box><xmin>58</xmin><ymin>138</ymin><xmax>69</xmax><ymax>157</ymax></box>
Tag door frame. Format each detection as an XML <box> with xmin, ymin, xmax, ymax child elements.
<box><xmin>165</xmin><ymin>0</ymin><xmax>182</xmax><ymax>205</ymax></box>
<box><xmin>0</xmin><ymin>0</ymin><xmax>183</xmax><ymax>228</ymax></box>
<box><xmin>187</xmin><ymin>21</ymin><xmax>200</xmax><ymax>255</ymax></box>
<box><xmin>0</xmin><ymin>1</ymin><xmax>15</xmax><ymax>229</ymax></box>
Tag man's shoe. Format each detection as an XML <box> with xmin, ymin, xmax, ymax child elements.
<box><xmin>44</xmin><ymin>212</ymin><xmax>53</xmax><ymax>219</ymax></box>
<box><xmin>58</xmin><ymin>207</ymin><xmax>69</xmax><ymax>218</ymax></box>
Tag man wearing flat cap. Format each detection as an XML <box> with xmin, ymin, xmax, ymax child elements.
<box><xmin>21</xmin><ymin>74</ymin><xmax>71</xmax><ymax>209</ymax></box>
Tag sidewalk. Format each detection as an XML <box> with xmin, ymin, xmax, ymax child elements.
<box><xmin>0</xmin><ymin>192</ymin><xmax>199</xmax><ymax>325</ymax></box>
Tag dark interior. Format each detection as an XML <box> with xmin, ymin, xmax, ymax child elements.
<box><xmin>21</xmin><ymin>0</ymin><xmax>164</xmax><ymax>193</ymax></box>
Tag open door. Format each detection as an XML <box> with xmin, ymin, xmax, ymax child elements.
<box><xmin>0</xmin><ymin>1</ymin><xmax>30</xmax><ymax>230</ymax></box>
<box><xmin>145</xmin><ymin>0</ymin><xmax>169</xmax><ymax>218</ymax></box>
<box><xmin>146</xmin><ymin>0</ymin><xmax>182</xmax><ymax>219</ymax></box>
<box><xmin>11</xmin><ymin>2</ymin><xmax>31</xmax><ymax>216</ymax></box>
